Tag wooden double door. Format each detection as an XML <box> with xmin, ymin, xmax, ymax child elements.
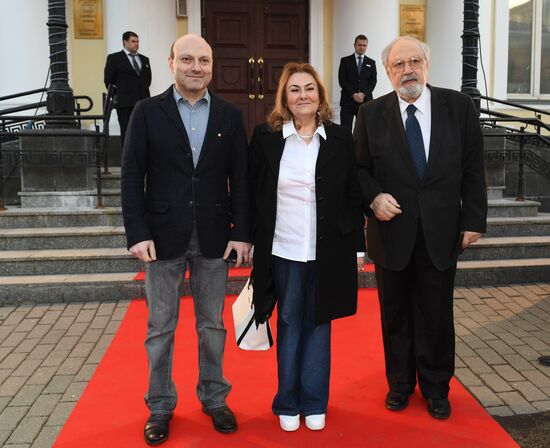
<box><xmin>203</xmin><ymin>0</ymin><xmax>309</xmax><ymax>135</ymax></box>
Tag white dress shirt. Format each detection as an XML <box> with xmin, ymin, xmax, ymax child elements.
<box><xmin>398</xmin><ymin>85</ymin><xmax>432</xmax><ymax>160</ymax></box>
<box><xmin>271</xmin><ymin>121</ymin><xmax>326</xmax><ymax>262</ymax></box>
<box><xmin>123</xmin><ymin>48</ymin><xmax>142</xmax><ymax>71</ymax></box>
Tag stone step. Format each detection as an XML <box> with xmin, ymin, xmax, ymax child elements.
<box><xmin>488</xmin><ymin>198</ymin><xmax>540</xmax><ymax>218</ymax></box>
<box><xmin>0</xmin><ymin>273</ymin><xmax>142</xmax><ymax>304</ymax></box>
<box><xmin>19</xmin><ymin>189</ymin><xmax>121</xmax><ymax>208</ymax></box>
<box><xmin>0</xmin><ymin>248</ymin><xmax>140</xmax><ymax>276</ymax></box>
<box><xmin>487</xmin><ymin>186</ymin><xmax>505</xmax><ymax>200</ymax></box>
<box><xmin>0</xmin><ymin>207</ymin><xmax>123</xmax><ymax>228</ymax></box>
<box><xmin>95</xmin><ymin>167</ymin><xmax>121</xmax><ymax>190</ymax></box>
<box><xmin>0</xmin><ymin>226</ymin><xmax>126</xmax><ymax>250</ymax></box>
<box><xmin>485</xmin><ymin>214</ymin><xmax>550</xmax><ymax>237</ymax></box>
<box><xmin>454</xmin><ymin>258</ymin><xmax>550</xmax><ymax>285</ymax></box>
<box><xmin>459</xmin><ymin>236</ymin><xmax>550</xmax><ymax>261</ymax></box>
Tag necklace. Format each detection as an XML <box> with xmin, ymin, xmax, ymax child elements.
<box><xmin>298</xmin><ymin>134</ymin><xmax>313</xmax><ymax>138</ymax></box>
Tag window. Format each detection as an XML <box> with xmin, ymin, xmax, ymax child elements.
<box><xmin>507</xmin><ymin>0</ymin><xmax>550</xmax><ymax>98</ymax></box>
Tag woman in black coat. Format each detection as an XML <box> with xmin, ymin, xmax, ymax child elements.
<box><xmin>248</xmin><ymin>62</ymin><xmax>366</xmax><ymax>432</ymax></box>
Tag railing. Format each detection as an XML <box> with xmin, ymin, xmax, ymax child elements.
<box><xmin>480</xmin><ymin>95</ymin><xmax>550</xmax><ymax>202</ymax></box>
<box><xmin>0</xmin><ymin>85</ymin><xmax>116</xmax><ymax>211</ymax></box>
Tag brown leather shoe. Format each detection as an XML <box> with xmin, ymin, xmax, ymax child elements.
<box><xmin>203</xmin><ymin>405</ymin><xmax>237</xmax><ymax>433</ymax></box>
<box><xmin>144</xmin><ymin>413</ymin><xmax>172</xmax><ymax>445</ymax></box>
<box><xmin>385</xmin><ymin>391</ymin><xmax>410</xmax><ymax>411</ymax></box>
<box><xmin>427</xmin><ymin>398</ymin><xmax>451</xmax><ymax>420</ymax></box>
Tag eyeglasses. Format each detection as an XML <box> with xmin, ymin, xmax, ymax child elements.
<box><xmin>389</xmin><ymin>57</ymin><xmax>424</xmax><ymax>73</ymax></box>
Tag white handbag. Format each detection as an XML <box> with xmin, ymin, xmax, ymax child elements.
<box><xmin>232</xmin><ymin>278</ymin><xmax>273</xmax><ymax>350</ymax></box>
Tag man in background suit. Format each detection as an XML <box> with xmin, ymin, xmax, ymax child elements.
<box><xmin>338</xmin><ymin>34</ymin><xmax>377</xmax><ymax>131</ymax></box>
<box><xmin>122</xmin><ymin>34</ymin><xmax>251</xmax><ymax>445</ymax></box>
<box><xmin>354</xmin><ymin>36</ymin><xmax>487</xmax><ymax>420</ymax></box>
<box><xmin>104</xmin><ymin>31</ymin><xmax>152</xmax><ymax>144</ymax></box>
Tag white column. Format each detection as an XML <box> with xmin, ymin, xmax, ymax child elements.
<box><xmin>0</xmin><ymin>0</ymin><xmax>50</xmax><ymax>106</ymax></box>
<box><xmin>425</xmin><ymin>0</ymin><xmax>463</xmax><ymax>90</ymax></box>
<box><xmin>332</xmin><ymin>0</ymin><xmax>400</xmax><ymax>108</ymax></box>
<box><xmin>104</xmin><ymin>0</ymin><xmax>177</xmax><ymax>97</ymax></box>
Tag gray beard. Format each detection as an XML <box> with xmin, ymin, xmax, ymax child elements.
<box><xmin>398</xmin><ymin>82</ymin><xmax>425</xmax><ymax>101</ymax></box>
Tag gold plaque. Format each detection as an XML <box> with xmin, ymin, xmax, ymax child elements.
<box><xmin>74</xmin><ymin>0</ymin><xmax>104</xmax><ymax>39</ymax></box>
<box><xmin>400</xmin><ymin>5</ymin><xmax>425</xmax><ymax>42</ymax></box>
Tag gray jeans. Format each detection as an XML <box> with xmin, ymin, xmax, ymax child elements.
<box><xmin>144</xmin><ymin>230</ymin><xmax>230</xmax><ymax>414</ymax></box>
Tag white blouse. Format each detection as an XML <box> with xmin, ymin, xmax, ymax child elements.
<box><xmin>271</xmin><ymin>121</ymin><xmax>326</xmax><ymax>262</ymax></box>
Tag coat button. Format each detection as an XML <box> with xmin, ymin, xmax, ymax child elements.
<box><xmin>188</xmin><ymin>201</ymin><xmax>193</xmax><ymax>206</ymax></box>
<box><xmin>319</xmin><ymin>236</ymin><xmax>324</xmax><ymax>241</ymax></box>
<box><xmin>319</xmin><ymin>216</ymin><xmax>325</xmax><ymax>221</ymax></box>
<box><xmin>185</xmin><ymin>153</ymin><xmax>192</xmax><ymax>159</ymax></box>
<box><xmin>318</xmin><ymin>196</ymin><xmax>325</xmax><ymax>201</ymax></box>
<box><xmin>316</xmin><ymin>176</ymin><xmax>323</xmax><ymax>181</ymax></box>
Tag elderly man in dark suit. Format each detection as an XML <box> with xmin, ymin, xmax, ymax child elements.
<box><xmin>338</xmin><ymin>34</ymin><xmax>377</xmax><ymax>131</ymax></box>
<box><xmin>354</xmin><ymin>36</ymin><xmax>487</xmax><ymax>420</ymax></box>
<box><xmin>121</xmin><ymin>33</ymin><xmax>251</xmax><ymax>445</ymax></box>
<box><xmin>104</xmin><ymin>31</ymin><xmax>152</xmax><ymax>144</ymax></box>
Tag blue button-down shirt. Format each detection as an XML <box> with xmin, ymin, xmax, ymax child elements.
<box><xmin>172</xmin><ymin>86</ymin><xmax>210</xmax><ymax>167</ymax></box>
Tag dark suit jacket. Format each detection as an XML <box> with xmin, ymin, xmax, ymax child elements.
<box><xmin>249</xmin><ymin>123</ymin><xmax>366</xmax><ymax>325</ymax></box>
<box><xmin>104</xmin><ymin>50</ymin><xmax>152</xmax><ymax>108</ymax></box>
<box><xmin>121</xmin><ymin>86</ymin><xmax>251</xmax><ymax>260</ymax></box>
<box><xmin>354</xmin><ymin>86</ymin><xmax>487</xmax><ymax>272</ymax></box>
<box><xmin>339</xmin><ymin>54</ymin><xmax>377</xmax><ymax>108</ymax></box>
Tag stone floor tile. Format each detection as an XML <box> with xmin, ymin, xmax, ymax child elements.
<box><xmin>12</xmin><ymin>359</ymin><xmax>42</xmax><ymax>377</ymax></box>
<box><xmin>486</xmin><ymin>406</ymin><xmax>514</xmax><ymax>417</ymax></box>
<box><xmin>27</xmin><ymin>394</ymin><xmax>63</xmax><ymax>417</ymax></box>
<box><xmin>60</xmin><ymin>303</ymin><xmax>83</xmax><ymax>318</ymax></box>
<box><xmin>64</xmin><ymin>322</ymin><xmax>88</xmax><ymax>337</ymax></box>
<box><xmin>74</xmin><ymin>363</ymin><xmax>98</xmax><ymax>382</ymax></box>
<box><xmin>468</xmin><ymin>385</ymin><xmax>504</xmax><ymax>407</ymax></box>
<box><xmin>498</xmin><ymin>391</ymin><xmax>538</xmax><ymax>414</ymax></box>
<box><xmin>26</xmin><ymin>305</ymin><xmax>50</xmax><ymax>320</ymax></box>
<box><xmin>0</xmin><ymin>406</ymin><xmax>28</xmax><ymax>431</ymax></box>
<box><xmin>0</xmin><ymin>352</ymin><xmax>26</xmax><ymax>370</ymax></box>
<box><xmin>60</xmin><ymin>381</ymin><xmax>87</xmax><ymax>402</ymax></box>
<box><xmin>461</xmin><ymin>356</ymin><xmax>494</xmax><ymax>374</ymax></box>
<box><xmin>75</xmin><ymin>309</ymin><xmax>95</xmax><ymax>323</ymax></box>
<box><xmin>40</xmin><ymin>331</ymin><xmax>65</xmax><ymax>346</ymax></box>
<box><xmin>503</xmin><ymin>354</ymin><xmax>538</xmax><ymax>372</ymax></box>
<box><xmin>26</xmin><ymin>326</ymin><xmax>51</xmax><ymax>340</ymax></box>
<box><xmin>6</xmin><ymin>416</ymin><xmax>47</xmax><ymax>444</ymax></box>
<box><xmin>480</xmin><ymin>373</ymin><xmax>513</xmax><ymax>392</ymax></box>
<box><xmin>30</xmin><ymin>425</ymin><xmax>62</xmax><ymax>448</ymax></box>
<box><xmin>455</xmin><ymin>367</ymin><xmax>483</xmax><ymax>386</ymax></box>
<box><xmin>43</xmin><ymin>375</ymin><xmax>73</xmax><ymax>394</ymax></box>
<box><xmin>2</xmin><ymin>332</ymin><xmax>28</xmax><ymax>348</ymax></box>
<box><xmin>57</xmin><ymin>357</ymin><xmax>85</xmax><ymax>376</ymax></box>
<box><xmin>54</xmin><ymin>336</ymin><xmax>79</xmax><ymax>352</ymax></box>
<box><xmin>26</xmin><ymin>367</ymin><xmax>57</xmax><ymax>386</ymax></box>
<box><xmin>0</xmin><ymin>375</ymin><xmax>27</xmax><ymax>397</ymax></box>
<box><xmin>38</xmin><ymin>311</ymin><xmax>62</xmax><ymax>326</ymax></box>
<box><xmin>495</xmin><ymin>365</ymin><xmax>526</xmax><ymax>382</ymax></box>
<box><xmin>475</xmin><ymin>347</ymin><xmax>506</xmax><ymax>365</ymax></box>
<box><xmin>10</xmin><ymin>384</ymin><xmax>46</xmax><ymax>407</ymax></box>
<box><xmin>512</xmin><ymin>381</ymin><xmax>548</xmax><ymax>401</ymax></box>
<box><xmin>46</xmin><ymin>402</ymin><xmax>76</xmax><ymax>426</ymax></box>
<box><xmin>13</xmin><ymin>338</ymin><xmax>41</xmax><ymax>354</ymax></box>
<box><xmin>532</xmin><ymin>400</ymin><xmax>550</xmax><ymax>411</ymax></box>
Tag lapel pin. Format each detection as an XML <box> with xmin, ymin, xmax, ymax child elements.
<box><xmin>217</xmin><ymin>133</ymin><xmax>222</xmax><ymax>137</ymax></box>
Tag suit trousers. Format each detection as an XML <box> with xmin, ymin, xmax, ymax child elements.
<box><xmin>339</xmin><ymin>104</ymin><xmax>359</xmax><ymax>131</ymax></box>
<box><xmin>374</xmin><ymin>225</ymin><xmax>456</xmax><ymax>399</ymax></box>
<box><xmin>116</xmin><ymin>106</ymin><xmax>134</xmax><ymax>145</ymax></box>
<box><xmin>144</xmin><ymin>229</ymin><xmax>231</xmax><ymax>414</ymax></box>
<box><xmin>271</xmin><ymin>256</ymin><xmax>331</xmax><ymax>416</ymax></box>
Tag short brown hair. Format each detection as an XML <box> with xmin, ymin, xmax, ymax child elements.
<box><xmin>267</xmin><ymin>62</ymin><xmax>332</xmax><ymax>131</ymax></box>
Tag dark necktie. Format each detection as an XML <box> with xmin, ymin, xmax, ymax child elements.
<box><xmin>129</xmin><ymin>54</ymin><xmax>140</xmax><ymax>75</ymax></box>
<box><xmin>357</xmin><ymin>56</ymin><xmax>363</xmax><ymax>75</ymax></box>
<box><xmin>405</xmin><ymin>104</ymin><xmax>427</xmax><ymax>179</ymax></box>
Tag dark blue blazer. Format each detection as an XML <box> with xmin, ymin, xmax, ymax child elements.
<box><xmin>121</xmin><ymin>87</ymin><xmax>251</xmax><ymax>260</ymax></box>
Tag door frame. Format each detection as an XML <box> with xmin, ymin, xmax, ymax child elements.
<box><xmin>188</xmin><ymin>0</ymin><xmax>324</xmax><ymax>73</ymax></box>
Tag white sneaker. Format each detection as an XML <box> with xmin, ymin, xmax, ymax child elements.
<box><xmin>279</xmin><ymin>415</ymin><xmax>300</xmax><ymax>431</ymax></box>
<box><xmin>305</xmin><ymin>414</ymin><xmax>325</xmax><ymax>430</ymax></box>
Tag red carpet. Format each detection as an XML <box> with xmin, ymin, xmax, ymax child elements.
<box><xmin>54</xmin><ymin>289</ymin><xmax>517</xmax><ymax>447</ymax></box>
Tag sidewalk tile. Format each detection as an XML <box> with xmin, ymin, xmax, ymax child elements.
<box><xmin>10</xmin><ymin>384</ymin><xmax>46</xmax><ymax>406</ymax></box>
<box><xmin>480</xmin><ymin>373</ymin><xmax>513</xmax><ymax>392</ymax></box>
<box><xmin>6</xmin><ymin>416</ymin><xmax>46</xmax><ymax>444</ymax></box>
<box><xmin>468</xmin><ymin>385</ymin><xmax>503</xmax><ymax>407</ymax></box>
<box><xmin>0</xmin><ymin>406</ymin><xmax>28</xmax><ymax>431</ymax></box>
<box><xmin>27</xmin><ymin>394</ymin><xmax>62</xmax><ymax>417</ymax></box>
<box><xmin>30</xmin><ymin>425</ymin><xmax>62</xmax><ymax>448</ymax></box>
<box><xmin>46</xmin><ymin>402</ymin><xmax>76</xmax><ymax>426</ymax></box>
<box><xmin>512</xmin><ymin>381</ymin><xmax>548</xmax><ymax>401</ymax></box>
<box><xmin>498</xmin><ymin>391</ymin><xmax>538</xmax><ymax>414</ymax></box>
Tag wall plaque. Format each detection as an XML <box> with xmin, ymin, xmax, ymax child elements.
<box><xmin>400</xmin><ymin>5</ymin><xmax>425</xmax><ymax>41</ymax></box>
<box><xmin>74</xmin><ymin>0</ymin><xmax>104</xmax><ymax>39</ymax></box>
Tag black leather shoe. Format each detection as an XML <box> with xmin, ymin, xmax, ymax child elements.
<box><xmin>538</xmin><ymin>355</ymin><xmax>550</xmax><ymax>367</ymax></box>
<box><xmin>144</xmin><ymin>413</ymin><xmax>172</xmax><ymax>445</ymax></box>
<box><xmin>203</xmin><ymin>405</ymin><xmax>237</xmax><ymax>433</ymax></box>
<box><xmin>427</xmin><ymin>398</ymin><xmax>451</xmax><ymax>420</ymax></box>
<box><xmin>385</xmin><ymin>391</ymin><xmax>410</xmax><ymax>411</ymax></box>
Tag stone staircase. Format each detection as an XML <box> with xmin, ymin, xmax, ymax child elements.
<box><xmin>0</xmin><ymin>169</ymin><xmax>549</xmax><ymax>304</ymax></box>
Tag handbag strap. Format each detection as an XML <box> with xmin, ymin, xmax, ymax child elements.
<box><xmin>237</xmin><ymin>315</ymin><xmax>274</xmax><ymax>347</ymax></box>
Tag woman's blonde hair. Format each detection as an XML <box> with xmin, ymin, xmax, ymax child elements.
<box><xmin>267</xmin><ymin>62</ymin><xmax>332</xmax><ymax>131</ymax></box>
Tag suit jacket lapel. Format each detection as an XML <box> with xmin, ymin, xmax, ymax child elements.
<box><xmin>198</xmin><ymin>92</ymin><xmax>221</xmax><ymax>166</ymax></box>
<box><xmin>159</xmin><ymin>86</ymin><xmax>191</xmax><ymax>147</ymax></box>
<box><xmin>266</xmin><ymin>131</ymin><xmax>285</xmax><ymax>177</ymax></box>
<box><xmin>425</xmin><ymin>86</ymin><xmax>446</xmax><ymax>180</ymax></box>
<box><xmin>120</xmin><ymin>50</ymin><xmax>136</xmax><ymax>75</ymax></box>
<box><xmin>316</xmin><ymin>127</ymin><xmax>339</xmax><ymax>172</ymax></box>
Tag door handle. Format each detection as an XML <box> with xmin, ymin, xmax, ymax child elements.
<box><xmin>257</xmin><ymin>57</ymin><xmax>264</xmax><ymax>100</ymax></box>
<box><xmin>248</xmin><ymin>57</ymin><xmax>255</xmax><ymax>100</ymax></box>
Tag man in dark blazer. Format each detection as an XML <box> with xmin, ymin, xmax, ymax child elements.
<box><xmin>338</xmin><ymin>34</ymin><xmax>377</xmax><ymax>131</ymax></box>
<box><xmin>104</xmin><ymin>31</ymin><xmax>152</xmax><ymax>144</ymax></box>
<box><xmin>354</xmin><ymin>36</ymin><xmax>487</xmax><ymax>420</ymax></box>
<box><xmin>121</xmin><ymin>33</ymin><xmax>251</xmax><ymax>445</ymax></box>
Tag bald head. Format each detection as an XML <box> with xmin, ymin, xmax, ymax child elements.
<box><xmin>169</xmin><ymin>34</ymin><xmax>213</xmax><ymax>103</ymax></box>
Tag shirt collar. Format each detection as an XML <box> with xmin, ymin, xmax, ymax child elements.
<box><xmin>172</xmin><ymin>85</ymin><xmax>210</xmax><ymax>105</ymax></box>
<box><xmin>398</xmin><ymin>84</ymin><xmax>431</xmax><ymax>116</ymax></box>
<box><xmin>282</xmin><ymin>120</ymin><xmax>326</xmax><ymax>140</ymax></box>
<box><xmin>123</xmin><ymin>48</ymin><xmax>138</xmax><ymax>57</ymax></box>
<box><xmin>354</xmin><ymin>52</ymin><xmax>365</xmax><ymax>59</ymax></box>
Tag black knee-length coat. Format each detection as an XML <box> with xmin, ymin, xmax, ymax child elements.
<box><xmin>248</xmin><ymin>122</ymin><xmax>366</xmax><ymax>326</ymax></box>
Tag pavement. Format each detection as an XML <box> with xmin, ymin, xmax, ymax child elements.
<box><xmin>0</xmin><ymin>284</ymin><xmax>549</xmax><ymax>447</ymax></box>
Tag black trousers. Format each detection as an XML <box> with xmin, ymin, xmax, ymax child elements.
<box><xmin>339</xmin><ymin>105</ymin><xmax>359</xmax><ymax>131</ymax></box>
<box><xmin>374</xmin><ymin>226</ymin><xmax>457</xmax><ymax>399</ymax></box>
<box><xmin>116</xmin><ymin>106</ymin><xmax>134</xmax><ymax>145</ymax></box>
